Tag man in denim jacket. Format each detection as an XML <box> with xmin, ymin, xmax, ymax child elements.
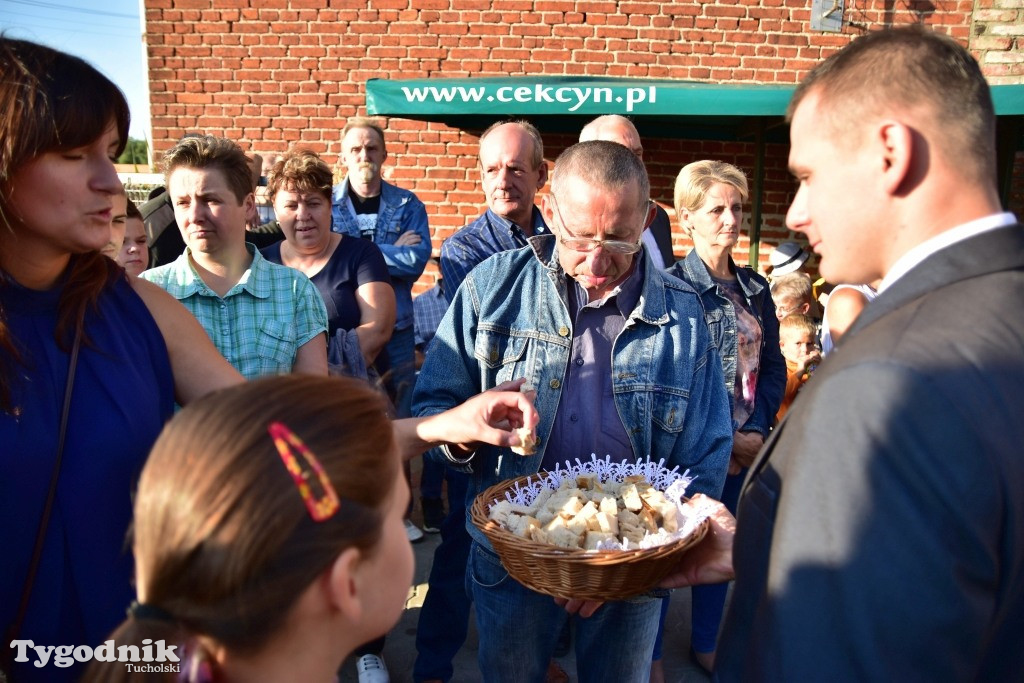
<box><xmin>331</xmin><ymin>117</ymin><xmax>431</xmax><ymax>417</ymax></box>
<box><xmin>413</xmin><ymin>141</ymin><xmax>732</xmax><ymax>683</ymax></box>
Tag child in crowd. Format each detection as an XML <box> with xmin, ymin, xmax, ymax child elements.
<box><xmin>100</xmin><ymin>188</ymin><xmax>128</xmax><ymax>260</ymax></box>
<box><xmin>770</xmin><ymin>272</ymin><xmax>817</xmax><ymax>321</ymax></box>
<box><xmin>116</xmin><ymin>198</ymin><xmax>149</xmax><ymax>276</ymax></box>
<box><xmin>84</xmin><ymin>375</ymin><xmax>537</xmax><ymax>683</ymax></box>
<box><xmin>776</xmin><ymin>313</ymin><xmax>821</xmax><ymax>421</ymax></box>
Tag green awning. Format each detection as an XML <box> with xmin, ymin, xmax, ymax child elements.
<box><xmin>367</xmin><ymin>76</ymin><xmax>1024</xmax><ymax>118</ymax></box>
<box><xmin>366</xmin><ymin>76</ymin><xmax>796</xmax><ymax>118</ymax></box>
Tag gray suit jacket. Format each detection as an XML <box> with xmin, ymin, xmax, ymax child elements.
<box><xmin>717</xmin><ymin>224</ymin><xmax>1024</xmax><ymax>682</ymax></box>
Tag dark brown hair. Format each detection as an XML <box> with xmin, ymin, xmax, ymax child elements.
<box><xmin>786</xmin><ymin>26</ymin><xmax>996</xmax><ymax>186</ymax></box>
<box><xmin>0</xmin><ymin>37</ymin><xmax>130</xmax><ymax>415</ymax></box>
<box><xmin>85</xmin><ymin>375</ymin><xmax>398</xmax><ymax>682</ymax></box>
<box><xmin>266</xmin><ymin>149</ymin><xmax>333</xmax><ymax>203</ymax></box>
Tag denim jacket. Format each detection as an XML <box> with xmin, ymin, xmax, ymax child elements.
<box><xmin>413</xmin><ymin>236</ymin><xmax>733</xmax><ymax>549</ymax></box>
<box><xmin>331</xmin><ymin>179</ymin><xmax>431</xmax><ymax>330</ymax></box>
<box><xmin>666</xmin><ymin>249</ymin><xmax>786</xmax><ymax>437</ymax></box>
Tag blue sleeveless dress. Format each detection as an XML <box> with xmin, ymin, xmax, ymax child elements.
<box><xmin>1</xmin><ymin>268</ymin><xmax>174</xmax><ymax>682</ymax></box>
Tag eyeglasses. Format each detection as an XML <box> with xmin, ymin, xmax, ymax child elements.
<box><xmin>550</xmin><ymin>196</ymin><xmax>643</xmax><ymax>255</ymax></box>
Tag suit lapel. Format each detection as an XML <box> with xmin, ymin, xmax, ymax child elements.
<box><xmin>844</xmin><ymin>225</ymin><xmax>1024</xmax><ymax>343</ymax></box>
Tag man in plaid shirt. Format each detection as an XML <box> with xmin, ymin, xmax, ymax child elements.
<box><xmin>142</xmin><ymin>135</ymin><xmax>327</xmax><ymax>380</ymax></box>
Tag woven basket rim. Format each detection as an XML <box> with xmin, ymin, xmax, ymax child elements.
<box><xmin>471</xmin><ymin>472</ymin><xmax>708</xmax><ymax>563</ymax></box>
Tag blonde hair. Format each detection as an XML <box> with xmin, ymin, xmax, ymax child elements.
<box><xmin>673</xmin><ymin>160</ymin><xmax>748</xmax><ymax>233</ymax></box>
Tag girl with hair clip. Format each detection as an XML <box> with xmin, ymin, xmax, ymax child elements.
<box><xmin>85</xmin><ymin>375</ymin><xmax>537</xmax><ymax>683</ymax></box>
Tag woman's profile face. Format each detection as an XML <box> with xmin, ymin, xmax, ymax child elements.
<box><xmin>6</xmin><ymin>122</ymin><xmax>122</xmax><ymax>255</ymax></box>
<box><xmin>354</xmin><ymin>445</ymin><xmax>415</xmax><ymax>643</ymax></box>
<box><xmin>683</xmin><ymin>182</ymin><xmax>745</xmax><ymax>253</ymax></box>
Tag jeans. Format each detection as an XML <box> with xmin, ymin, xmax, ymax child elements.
<box><xmin>420</xmin><ymin>447</ymin><xmax>448</xmax><ymax>500</ymax></box>
<box><xmin>413</xmin><ymin>471</ymin><xmax>472</xmax><ymax>682</ymax></box>
<box><xmin>385</xmin><ymin>325</ymin><xmax>416</xmax><ymax>418</ymax></box>
<box><xmin>691</xmin><ymin>469</ymin><xmax>745</xmax><ymax>653</ymax></box>
<box><xmin>468</xmin><ymin>541</ymin><xmax>661</xmax><ymax>683</ymax></box>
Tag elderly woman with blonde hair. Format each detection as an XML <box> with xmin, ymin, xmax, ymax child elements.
<box><xmin>663</xmin><ymin>160</ymin><xmax>786</xmax><ymax>674</ymax></box>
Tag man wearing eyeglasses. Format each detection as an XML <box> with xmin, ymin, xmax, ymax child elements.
<box><xmin>413</xmin><ymin>140</ymin><xmax>732</xmax><ymax>683</ymax></box>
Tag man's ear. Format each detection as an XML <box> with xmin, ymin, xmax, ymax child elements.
<box><xmin>536</xmin><ymin>163</ymin><xmax>549</xmax><ymax>190</ymax></box>
<box><xmin>541</xmin><ymin>193</ymin><xmax>556</xmax><ymax>229</ymax></box>
<box><xmin>325</xmin><ymin>547</ymin><xmax>363</xmax><ymax>623</ymax></box>
<box><xmin>799</xmin><ymin>302</ymin><xmax>810</xmax><ymax>314</ymax></box>
<box><xmin>643</xmin><ymin>201</ymin><xmax>657</xmax><ymax>230</ymax></box>
<box><xmin>242</xmin><ymin>192</ymin><xmax>256</xmax><ymax>216</ymax></box>
<box><xmin>878</xmin><ymin>120</ymin><xmax>913</xmax><ymax>196</ymax></box>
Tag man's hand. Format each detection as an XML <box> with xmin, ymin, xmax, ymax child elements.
<box><xmin>415</xmin><ymin>377</ymin><xmax>539</xmax><ymax>452</ymax></box>
<box><xmin>554</xmin><ymin>597</ymin><xmax>604</xmax><ymax>619</ymax></box>
<box><xmin>658</xmin><ymin>494</ymin><xmax>736</xmax><ymax>588</ymax></box>
<box><xmin>393</xmin><ymin>230</ymin><xmax>422</xmax><ymax>247</ymax></box>
<box><xmin>729</xmin><ymin>430</ymin><xmax>764</xmax><ymax>473</ymax></box>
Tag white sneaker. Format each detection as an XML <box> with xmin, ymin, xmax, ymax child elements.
<box><xmin>356</xmin><ymin>654</ymin><xmax>390</xmax><ymax>683</ymax></box>
<box><xmin>405</xmin><ymin>518</ymin><xmax>424</xmax><ymax>543</ymax></box>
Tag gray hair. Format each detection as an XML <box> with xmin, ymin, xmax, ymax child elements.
<box><xmin>550</xmin><ymin>140</ymin><xmax>649</xmax><ymax>212</ymax></box>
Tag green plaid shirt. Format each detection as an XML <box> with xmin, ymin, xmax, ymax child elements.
<box><xmin>142</xmin><ymin>244</ymin><xmax>328</xmax><ymax>379</ymax></box>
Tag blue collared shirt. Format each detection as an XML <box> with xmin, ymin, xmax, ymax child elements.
<box><xmin>543</xmin><ymin>257</ymin><xmax>645</xmax><ymax>470</ymax></box>
<box><xmin>440</xmin><ymin>207</ymin><xmax>548</xmax><ymax>304</ymax></box>
<box><xmin>413</xmin><ymin>281</ymin><xmax>449</xmax><ymax>351</ymax></box>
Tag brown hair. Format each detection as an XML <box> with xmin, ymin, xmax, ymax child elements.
<box><xmin>161</xmin><ymin>135</ymin><xmax>253</xmax><ymax>205</ymax></box>
<box><xmin>786</xmin><ymin>26</ymin><xmax>996</xmax><ymax>187</ymax></box>
<box><xmin>266</xmin><ymin>149</ymin><xmax>333</xmax><ymax>203</ymax></box>
<box><xmin>0</xmin><ymin>37</ymin><xmax>130</xmax><ymax>415</ymax></box>
<box><xmin>85</xmin><ymin>375</ymin><xmax>398</xmax><ymax>683</ymax></box>
<box><xmin>125</xmin><ymin>197</ymin><xmax>142</xmax><ymax>222</ymax></box>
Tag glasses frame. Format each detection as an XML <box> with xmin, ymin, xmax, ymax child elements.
<box><xmin>549</xmin><ymin>195</ymin><xmax>644</xmax><ymax>256</ymax></box>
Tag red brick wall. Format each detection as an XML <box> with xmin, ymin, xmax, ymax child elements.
<box><xmin>142</xmin><ymin>0</ymin><xmax>1013</xmax><ymax>288</ymax></box>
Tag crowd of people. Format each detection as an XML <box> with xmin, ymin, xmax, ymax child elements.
<box><xmin>2</xmin><ymin>23</ymin><xmax>1022</xmax><ymax>683</ymax></box>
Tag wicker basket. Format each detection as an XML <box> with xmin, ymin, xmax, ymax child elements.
<box><xmin>470</xmin><ymin>473</ymin><xmax>710</xmax><ymax>601</ymax></box>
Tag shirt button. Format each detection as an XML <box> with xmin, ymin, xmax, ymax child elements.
<box><xmin>549</xmin><ymin>379</ymin><xmax>561</xmax><ymax>389</ymax></box>
<box><xmin>489</xmin><ymin>350</ymin><xmax>498</xmax><ymax>362</ymax></box>
<box><xmin>575</xmin><ymin>358</ymin><xmax>584</xmax><ymax>366</ymax></box>
<box><xmin>569</xmin><ymin>414</ymin><xmax>578</xmax><ymax>422</ymax></box>
<box><xmin>558</xmin><ymin>326</ymin><xmax>570</xmax><ymax>337</ymax></box>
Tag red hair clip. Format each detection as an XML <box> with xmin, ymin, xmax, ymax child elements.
<box><xmin>268</xmin><ymin>421</ymin><xmax>340</xmax><ymax>522</ymax></box>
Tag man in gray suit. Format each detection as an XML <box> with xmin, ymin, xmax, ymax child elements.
<box><xmin>664</xmin><ymin>26</ymin><xmax>1024</xmax><ymax>681</ymax></box>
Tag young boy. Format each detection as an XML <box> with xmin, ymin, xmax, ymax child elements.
<box><xmin>776</xmin><ymin>313</ymin><xmax>821</xmax><ymax>421</ymax></box>
<box><xmin>771</xmin><ymin>271</ymin><xmax>816</xmax><ymax>320</ymax></box>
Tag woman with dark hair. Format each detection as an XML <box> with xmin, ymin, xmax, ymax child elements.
<box><xmin>0</xmin><ymin>37</ymin><xmax>246</xmax><ymax>682</ymax></box>
<box><xmin>0</xmin><ymin>38</ymin><xmax>537</xmax><ymax>683</ymax></box>
<box><xmin>261</xmin><ymin>149</ymin><xmax>396</xmax><ymax>376</ymax></box>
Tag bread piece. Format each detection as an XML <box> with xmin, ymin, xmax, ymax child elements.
<box><xmin>620</xmin><ymin>483</ymin><xmax>643</xmax><ymax>512</ymax></box>
<box><xmin>511</xmin><ymin>426</ymin><xmax>538</xmax><ymax>455</ymax></box>
<box><xmin>508</xmin><ymin>514</ymin><xmax>541</xmax><ymax>538</ymax></box>
<box><xmin>548</xmin><ymin>525</ymin><xmax>582</xmax><ymax>549</ymax></box>
<box><xmin>583</xmin><ymin>531</ymin><xmax>618</xmax><ymax>550</ymax></box>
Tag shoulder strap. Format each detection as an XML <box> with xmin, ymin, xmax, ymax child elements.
<box><xmin>3</xmin><ymin>327</ymin><xmax>82</xmax><ymax>663</ymax></box>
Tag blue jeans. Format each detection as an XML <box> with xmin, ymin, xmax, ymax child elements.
<box><xmin>420</xmin><ymin>447</ymin><xmax>448</xmax><ymax>500</ymax></box>
<box><xmin>413</xmin><ymin>471</ymin><xmax>472</xmax><ymax>682</ymax></box>
<box><xmin>385</xmin><ymin>325</ymin><xmax>416</xmax><ymax>418</ymax></box>
<box><xmin>468</xmin><ymin>541</ymin><xmax>661</xmax><ymax>683</ymax></box>
<box><xmin>691</xmin><ymin>469</ymin><xmax>745</xmax><ymax>653</ymax></box>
